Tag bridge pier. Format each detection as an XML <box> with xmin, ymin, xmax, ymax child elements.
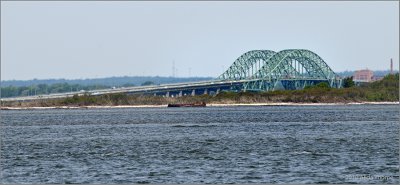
<box><xmin>216</xmin><ymin>88</ymin><xmax>220</xmax><ymax>95</ymax></box>
<box><xmin>203</xmin><ymin>89</ymin><xmax>208</xmax><ymax>95</ymax></box>
<box><xmin>191</xmin><ymin>89</ymin><xmax>195</xmax><ymax>96</ymax></box>
<box><xmin>166</xmin><ymin>91</ymin><xmax>170</xmax><ymax>97</ymax></box>
<box><xmin>179</xmin><ymin>91</ymin><xmax>183</xmax><ymax>97</ymax></box>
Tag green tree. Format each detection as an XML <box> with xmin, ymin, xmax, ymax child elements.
<box><xmin>141</xmin><ymin>81</ymin><xmax>154</xmax><ymax>86</ymax></box>
<box><xmin>315</xmin><ymin>82</ymin><xmax>330</xmax><ymax>89</ymax></box>
<box><xmin>343</xmin><ymin>76</ymin><xmax>355</xmax><ymax>88</ymax></box>
<box><xmin>122</xmin><ymin>83</ymin><xmax>135</xmax><ymax>87</ymax></box>
<box><xmin>304</xmin><ymin>82</ymin><xmax>330</xmax><ymax>89</ymax></box>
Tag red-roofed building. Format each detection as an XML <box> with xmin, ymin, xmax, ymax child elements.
<box><xmin>353</xmin><ymin>69</ymin><xmax>373</xmax><ymax>82</ymax></box>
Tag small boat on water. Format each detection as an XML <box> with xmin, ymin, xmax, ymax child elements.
<box><xmin>167</xmin><ymin>102</ymin><xmax>206</xmax><ymax>107</ymax></box>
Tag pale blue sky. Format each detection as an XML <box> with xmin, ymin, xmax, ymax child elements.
<box><xmin>1</xmin><ymin>1</ymin><xmax>399</xmax><ymax>80</ymax></box>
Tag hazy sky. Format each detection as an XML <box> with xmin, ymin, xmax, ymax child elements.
<box><xmin>1</xmin><ymin>1</ymin><xmax>399</xmax><ymax>80</ymax></box>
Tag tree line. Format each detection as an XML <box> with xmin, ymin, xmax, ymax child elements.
<box><xmin>0</xmin><ymin>83</ymin><xmax>111</xmax><ymax>98</ymax></box>
<box><xmin>0</xmin><ymin>81</ymin><xmax>160</xmax><ymax>98</ymax></box>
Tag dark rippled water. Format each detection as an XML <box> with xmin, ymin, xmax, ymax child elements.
<box><xmin>1</xmin><ymin>105</ymin><xmax>399</xmax><ymax>183</ymax></box>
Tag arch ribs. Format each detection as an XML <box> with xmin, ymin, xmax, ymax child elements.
<box><xmin>219</xmin><ymin>49</ymin><xmax>342</xmax><ymax>91</ymax></box>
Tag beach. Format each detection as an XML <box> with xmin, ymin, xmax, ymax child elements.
<box><xmin>1</xmin><ymin>101</ymin><xmax>398</xmax><ymax>110</ymax></box>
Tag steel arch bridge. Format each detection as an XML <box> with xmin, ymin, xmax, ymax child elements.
<box><xmin>0</xmin><ymin>49</ymin><xmax>344</xmax><ymax>102</ymax></box>
<box><xmin>218</xmin><ymin>49</ymin><xmax>342</xmax><ymax>91</ymax></box>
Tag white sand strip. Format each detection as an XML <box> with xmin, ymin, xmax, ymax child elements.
<box><xmin>1</xmin><ymin>101</ymin><xmax>398</xmax><ymax>110</ymax></box>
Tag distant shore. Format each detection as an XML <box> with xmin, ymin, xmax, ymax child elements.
<box><xmin>1</xmin><ymin>101</ymin><xmax>398</xmax><ymax>110</ymax></box>
<box><xmin>2</xmin><ymin>73</ymin><xmax>399</xmax><ymax>110</ymax></box>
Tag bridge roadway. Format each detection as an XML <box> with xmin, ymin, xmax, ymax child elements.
<box><xmin>0</xmin><ymin>77</ymin><xmax>330</xmax><ymax>102</ymax></box>
<box><xmin>0</xmin><ymin>79</ymin><xmax>245</xmax><ymax>102</ymax></box>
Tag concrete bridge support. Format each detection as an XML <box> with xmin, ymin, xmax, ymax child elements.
<box><xmin>191</xmin><ymin>90</ymin><xmax>195</xmax><ymax>96</ymax></box>
<box><xmin>203</xmin><ymin>89</ymin><xmax>208</xmax><ymax>95</ymax></box>
<box><xmin>166</xmin><ymin>91</ymin><xmax>170</xmax><ymax>97</ymax></box>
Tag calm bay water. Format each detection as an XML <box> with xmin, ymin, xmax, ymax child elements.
<box><xmin>1</xmin><ymin>105</ymin><xmax>399</xmax><ymax>184</ymax></box>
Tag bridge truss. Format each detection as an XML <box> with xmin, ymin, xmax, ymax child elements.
<box><xmin>218</xmin><ymin>49</ymin><xmax>342</xmax><ymax>91</ymax></box>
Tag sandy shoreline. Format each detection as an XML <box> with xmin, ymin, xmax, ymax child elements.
<box><xmin>1</xmin><ymin>101</ymin><xmax>398</xmax><ymax>110</ymax></box>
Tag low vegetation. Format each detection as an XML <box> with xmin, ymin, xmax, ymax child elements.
<box><xmin>2</xmin><ymin>73</ymin><xmax>398</xmax><ymax>107</ymax></box>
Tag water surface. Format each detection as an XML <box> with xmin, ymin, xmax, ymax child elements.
<box><xmin>1</xmin><ymin>105</ymin><xmax>399</xmax><ymax>183</ymax></box>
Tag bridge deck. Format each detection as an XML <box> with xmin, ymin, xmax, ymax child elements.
<box><xmin>0</xmin><ymin>78</ymin><xmax>330</xmax><ymax>102</ymax></box>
